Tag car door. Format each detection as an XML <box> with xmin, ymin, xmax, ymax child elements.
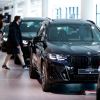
<box><xmin>32</xmin><ymin>25</ymin><xmax>46</xmax><ymax>73</ymax></box>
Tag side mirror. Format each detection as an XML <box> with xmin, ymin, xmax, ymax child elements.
<box><xmin>33</xmin><ymin>36</ymin><xmax>47</xmax><ymax>50</ymax></box>
<box><xmin>33</xmin><ymin>36</ymin><xmax>41</xmax><ymax>43</ymax></box>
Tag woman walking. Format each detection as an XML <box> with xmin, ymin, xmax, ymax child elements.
<box><xmin>2</xmin><ymin>16</ymin><xmax>27</xmax><ymax>70</ymax></box>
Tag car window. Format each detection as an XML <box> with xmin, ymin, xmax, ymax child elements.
<box><xmin>20</xmin><ymin>20</ymin><xmax>43</xmax><ymax>33</ymax></box>
<box><xmin>47</xmin><ymin>23</ymin><xmax>100</xmax><ymax>42</ymax></box>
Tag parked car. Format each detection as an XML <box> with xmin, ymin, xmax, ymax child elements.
<box><xmin>0</xmin><ymin>29</ymin><xmax>3</xmax><ymax>49</ymax></box>
<box><xmin>29</xmin><ymin>19</ymin><xmax>100</xmax><ymax>92</ymax></box>
<box><xmin>1</xmin><ymin>17</ymin><xmax>44</xmax><ymax>64</ymax></box>
<box><xmin>1</xmin><ymin>24</ymin><xmax>9</xmax><ymax>52</ymax></box>
<box><xmin>20</xmin><ymin>17</ymin><xmax>44</xmax><ymax>59</ymax></box>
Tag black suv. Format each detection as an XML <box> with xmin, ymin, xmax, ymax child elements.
<box><xmin>29</xmin><ymin>19</ymin><xmax>100</xmax><ymax>91</ymax></box>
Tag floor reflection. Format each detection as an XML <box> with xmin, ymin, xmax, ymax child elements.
<box><xmin>51</xmin><ymin>83</ymin><xmax>96</xmax><ymax>95</ymax></box>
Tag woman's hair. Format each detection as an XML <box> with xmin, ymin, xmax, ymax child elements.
<box><xmin>14</xmin><ymin>16</ymin><xmax>20</xmax><ymax>22</ymax></box>
<box><xmin>0</xmin><ymin>14</ymin><xmax>3</xmax><ymax>20</ymax></box>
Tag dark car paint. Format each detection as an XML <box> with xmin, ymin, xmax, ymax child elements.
<box><xmin>46</xmin><ymin>42</ymin><xmax>100</xmax><ymax>55</ymax></box>
<box><xmin>29</xmin><ymin>19</ymin><xmax>100</xmax><ymax>92</ymax></box>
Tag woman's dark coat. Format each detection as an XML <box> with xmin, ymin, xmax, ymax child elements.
<box><xmin>7</xmin><ymin>21</ymin><xmax>22</xmax><ymax>54</ymax></box>
<box><xmin>0</xmin><ymin>20</ymin><xmax>3</xmax><ymax>30</ymax></box>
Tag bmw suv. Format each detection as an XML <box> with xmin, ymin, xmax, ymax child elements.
<box><xmin>29</xmin><ymin>19</ymin><xmax>100</xmax><ymax>91</ymax></box>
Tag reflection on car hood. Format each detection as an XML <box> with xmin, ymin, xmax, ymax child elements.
<box><xmin>22</xmin><ymin>32</ymin><xmax>36</xmax><ymax>40</ymax></box>
<box><xmin>47</xmin><ymin>42</ymin><xmax>100</xmax><ymax>55</ymax></box>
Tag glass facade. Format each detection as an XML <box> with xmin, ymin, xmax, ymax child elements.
<box><xmin>7</xmin><ymin>0</ymin><xmax>100</xmax><ymax>27</ymax></box>
<box><xmin>48</xmin><ymin>0</ymin><xmax>81</xmax><ymax>19</ymax></box>
<box><xmin>96</xmin><ymin>4</ymin><xmax>100</xmax><ymax>26</ymax></box>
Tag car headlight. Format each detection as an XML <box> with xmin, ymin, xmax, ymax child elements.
<box><xmin>48</xmin><ymin>53</ymin><xmax>66</xmax><ymax>61</ymax></box>
<box><xmin>3</xmin><ymin>37</ymin><xmax>7</xmax><ymax>41</ymax></box>
<box><xmin>23</xmin><ymin>40</ymin><xmax>28</xmax><ymax>45</ymax></box>
<box><xmin>98</xmin><ymin>66</ymin><xmax>100</xmax><ymax>72</ymax></box>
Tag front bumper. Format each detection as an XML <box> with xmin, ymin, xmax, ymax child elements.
<box><xmin>47</xmin><ymin>59</ymin><xmax>99</xmax><ymax>84</ymax></box>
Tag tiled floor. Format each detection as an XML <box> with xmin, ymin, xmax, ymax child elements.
<box><xmin>0</xmin><ymin>52</ymin><xmax>96</xmax><ymax>100</ymax></box>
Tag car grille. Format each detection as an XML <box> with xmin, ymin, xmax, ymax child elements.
<box><xmin>70</xmin><ymin>55</ymin><xmax>100</xmax><ymax>68</ymax></box>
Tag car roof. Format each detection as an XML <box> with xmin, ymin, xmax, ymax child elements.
<box><xmin>22</xmin><ymin>17</ymin><xmax>45</xmax><ymax>21</ymax></box>
<box><xmin>49</xmin><ymin>19</ymin><xmax>93</xmax><ymax>25</ymax></box>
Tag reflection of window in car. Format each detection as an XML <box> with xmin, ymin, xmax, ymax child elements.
<box><xmin>67</xmin><ymin>26</ymin><xmax>80</xmax><ymax>41</ymax></box>
<box><xmin>21</xmin><ymin>22</ymin><xmax>35</xmax><ymax>32</ymax></box>
<box><xmin>47</xmin><ymin>23</ymin><xmax>100</xmax><ymax>42</ymax></box>
<box><xmin>58</xmin><ymin>29</ymin><xmax>67</xmax><ymax>41</ymax></box>
<box><xmin>91</xmin><ymin>25</ymin><xmax>100</xmax><ymax>41</ymax></box>
<box><xmin>80</xmin><ymin>25</ymin><xmax>93</xmax><ymax>41</ymax></box>
<box><xmin>20</xmin><ymin>23</ymin><xmax>27</xmax><ymax>32</ymax></box>
<box><xmin>48</xmin><ymin>27</ymin><xmax>58</xmax><ymax>41</ymax></box>
<box><xmin>21</xmin><ymin>21</ymin><xmax>42</xmax><ymax>33</ymax></box>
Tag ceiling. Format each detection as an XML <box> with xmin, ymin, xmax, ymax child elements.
<box><xmin>0</xmin><ymin>0</ymin><xmax>12</xmax><ymax>9</ymax></box>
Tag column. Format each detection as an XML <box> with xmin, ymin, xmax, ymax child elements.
<box><xmin>24</xmin><ymin>0</ymin><xmax>31</xmax><ymax>17</ymax></box>
<box><xmin>42</xmin><ymin>0</ymin><xmax>48</xmax><ymax>17</ymax></box>
<box><xmin>81</xmin><ymin>0</ymin><xmax>96</xmax><ymax>22</ymax></box>
<box><xmin>11</xmin><ymin>0</ymin><xmax>18</xmax><ymax>21</ymax></box>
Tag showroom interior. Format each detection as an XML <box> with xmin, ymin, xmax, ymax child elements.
<box><xmin>0</xmin><ymin>0</ymin><xmax>100</xmax><ymax>100</ymax></box>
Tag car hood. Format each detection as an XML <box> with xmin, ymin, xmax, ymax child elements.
<box><xmin>47</xmin><ymin>42</ymin><xmax>100</xmax><ymax>55</ymax></box>
<box><xmin>3</xmin><ymin>32</ymin><xmax>36</xmax><ymax>40</ymax></box>
<box><xmin>22</xmin><ymin>32</ymin><xmax>36</xmax><ymax>40</ymax></box>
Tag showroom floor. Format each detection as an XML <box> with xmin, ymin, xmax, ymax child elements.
<box><xmin>0</xmin><ymin>51</ymin><xmax>96</xmax><ymax>100</ymax></box>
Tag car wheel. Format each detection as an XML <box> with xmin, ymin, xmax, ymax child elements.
<box><xmin>96</xmin><ymin>88</ymin><xmax>100</xmax><ymax>100</ymax></box>
<box><xmin>97</xmin><ymin>74</ymin><xmax>100</xmax><ymax>100</ymax></box>
<box><xmin>29</xmin><ymin>47</ymin><xmax>39</xmax><ymax>79</ymax></box>
<box><xmin>41</xmin><ymin>62</ymin><xmax>51</xmax><ymax>92</ymax></box>
<box><xmin>29</xmin><ymin>65</ymin><xmax>38</xmax><ymax>79</ymax></box>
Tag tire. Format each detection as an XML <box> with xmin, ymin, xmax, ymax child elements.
<box><xmin>96</xmin><ymin>88</ymin><xmax>100</xmax><ymax>100</ymax></box>
<box><xmin>29</xmin><ymin>65</ymin><xmax>39</xmax><ymax>79</ymax></box>
<box><xmin>29</xmin><ymin>46</ymin><xmax>39</xmax><ymax>79</ymax></box>
<box><xmin>41</xmin><ymin>62</ymin><xmax>51</xmax><ymax>92</ymax></box>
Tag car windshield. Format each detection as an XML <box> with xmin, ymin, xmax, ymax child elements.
<box><xmin>47</xmin><ymin>23</ymin><xmax>100</xmax><ymax>42</ymax></box>
<box><xmin>20</xmin><ymin>20</ymin><xmax>43</xmax><ymax>33</ymax></box>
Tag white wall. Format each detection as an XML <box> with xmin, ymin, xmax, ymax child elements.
<box><xmin>12</xmin><ymin>0</ymin><xmax>81</xmax><ymax>19</ymax></box>
<box><xmin>48</xmin><ymin>0</ymin><xmax>81</xmax><ymax>19</ymax></box>
<box><xmin>12</xmin><ymin>0</ymin><xmax>42</xmax><ymax>19</ymax></box>
<box><xmin>81</xmin><ymin>0</ymin><xmax>96</xmax><ymax>22</ymax></box>
<box><xmin>11</xmin><ymin>0</ymin><xmax>100</xmax><ymax>25</ymax></box>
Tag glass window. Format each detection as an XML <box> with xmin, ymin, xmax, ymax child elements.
<box><xmin>47</xmin><ymin>23</ymin><xmax>100</xmax><ymax>42</ymax></box>
<box><xmin>20</xmin><ymin>20</ymin><xmax>43</xmax><ymax>32</ymax></box>
<box><xmin>96</xmin><ymin>4</ymin><xmax>100</xmax><ymax>27</ymax></box>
